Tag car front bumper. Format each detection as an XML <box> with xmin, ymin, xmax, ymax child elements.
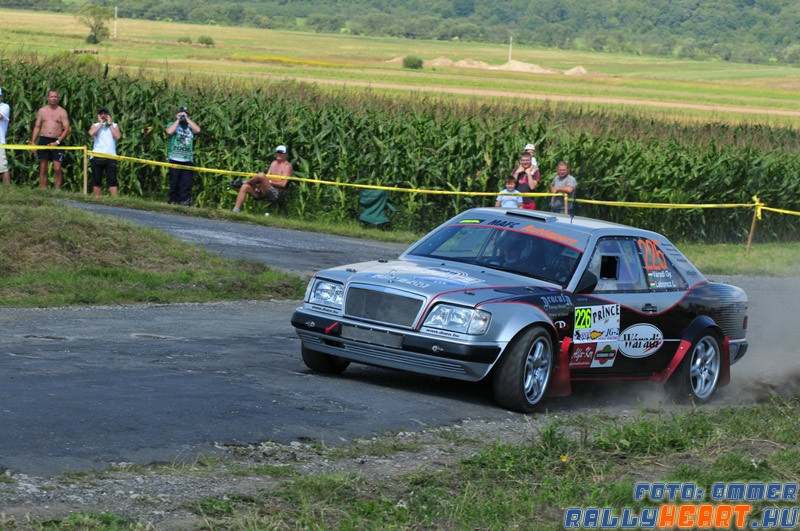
<box><xmin>291</xmin><ymin>309</ymin><xmax>502</xmax><ymax>381</ymax></box>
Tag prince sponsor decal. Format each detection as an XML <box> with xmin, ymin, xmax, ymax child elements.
<box><xmin>573</xmin><ymin>304</ymin><xmax>620</xmax><ymax>344</ymax></box>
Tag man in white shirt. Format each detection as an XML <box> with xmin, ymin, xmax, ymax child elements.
<box><xmin>88</xmin><ymin>106</ymin><xmax>122</xmax><ymax>196</ymax></box>
<box><xmin>0</xmin><ymin>88</ymin><xmax>11</xmax><ymax>184</ymax></box>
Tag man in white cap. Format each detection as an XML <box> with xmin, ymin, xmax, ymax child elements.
<box><xmin>0</xmin><ymin>88</ymin><xmax>10</xmax><ymax>184</ymax></box>
<box><xmin>232</xmin><ymin>144</ymin><xmax>293</xmax><ymax>212</ymax></box>
<box><xmin>524</xmin><ymin>143</ymin><xmax>538</xmax><ymax>169</ymax></box>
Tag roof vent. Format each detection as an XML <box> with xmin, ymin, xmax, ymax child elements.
<box><xmin>506</xmin><ymin>210</ymin><xmax>558</xmax><ymax>223</ymax></box>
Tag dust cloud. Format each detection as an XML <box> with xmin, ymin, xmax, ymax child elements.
<box><xmin>713</xmin><ymin>276</ymin><xmax>800</xmax><ymax>404</ymax></box>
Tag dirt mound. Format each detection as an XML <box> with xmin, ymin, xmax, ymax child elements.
<box><xmin>424</xmin><ymin>56</ymin><xmax>454</xmax><ymax>67</ymax></box>
<box><xmin>454</xmin><ymin>58</ymin><xmax>490</xmax><ymax>69</ymax></box>
<box><xmin>385</xmin><ymin>56</ymin><xmax>404</xmax><ymax>64</ymax></box>
<box><xmin>493</xmin><ymin>60</ymin><xmax>560</xmax><ymax>74</ymax></box>
<box><xmin>564</xmin><ymin>66</ymin><xmax>589</xmax><ymax>76</ymax></box>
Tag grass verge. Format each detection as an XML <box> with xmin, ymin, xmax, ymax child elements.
<box><xmin>9</xmin><ymin>398</ymin><xmax>798</xmax><ymax>529</ymax></box>
<box><xmin>0</xmin><ymin>186</ymin><xmax>306</xmax><ymax>307</ymax></box>
<box><xmin>2</xmin><ymin>186</ymin><xmax>797</xmax><ymax>310</ymax></box>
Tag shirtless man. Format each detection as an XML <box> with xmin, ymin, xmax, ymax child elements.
<box><xmin>232</xmin><ymin>145</ymin><xmax>293</xmax><ymax>212</ymax></box>
<box><xmin>30</xmin><ymin>89</ymin><xmax>70</xmax><ymax>190</ymax></box>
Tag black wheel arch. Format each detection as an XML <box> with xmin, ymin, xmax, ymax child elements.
<box><xmin>666</xmin><ymin>315</ymin><xmax>729</xmax><ymax>388</ymax></box>
<box><xmin>491</xmin><ymin>320</ymin><xmax>559</xmax><ymax>373</ymax></box>
<box><xmin>681</xmin><ymin>315</ymin><xmax>724</xmax><ymax>346</ymax></box>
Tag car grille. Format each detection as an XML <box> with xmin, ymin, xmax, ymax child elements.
<box><xmin>345</xmin><ymin>286</ymin><xmax>423</xmax><ymax>328</ymax></box>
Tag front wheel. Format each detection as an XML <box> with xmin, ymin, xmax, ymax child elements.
<box><xmin>666</xmin><ymin>332</ymin><xmax>721</xmax><ymax>402</ymax></box>
<box><xmin>301</xmin><ymin>345</ymin><xmax>351</xmax><ymax>374</ymax></box>
<box><xmin>492</xmin><ymin>326</ymin><xmax>553</xmax><ymax>413</ymax></box>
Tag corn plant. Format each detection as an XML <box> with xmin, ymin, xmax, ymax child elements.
<box><xmin>2</xmin><ymin>52</ymin><xmax>799</xmax><ymax>241</ymax></box>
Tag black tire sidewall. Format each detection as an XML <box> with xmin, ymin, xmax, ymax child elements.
<box><xmin>492</xmin><ymin>326</ymin><xmax>553</xmax><ymax>413</ymax></box>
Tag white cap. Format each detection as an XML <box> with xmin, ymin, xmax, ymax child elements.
<box><xmin>524</xmin><ymin>143</ymin><xmax>535</xmax><ymax>151</ymax></box>
<box><xmin>275</xmin><ymin>145</ymin><xmax>287</xmax><ymax>153</ymax></box>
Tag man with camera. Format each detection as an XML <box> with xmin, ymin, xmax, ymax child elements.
<box><xmin>165</xmin><ymin>106</ymin><xmax>200</xmax><ymax>205</ymax></box>
<box><xmin>88</xmin><ymin>106</ymin><xmax>122</xmax><ymax>196</ymax></box>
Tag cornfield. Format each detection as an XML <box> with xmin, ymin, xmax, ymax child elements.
<box><xmin>2</xmin><ymin>53</ymin><xmax>799</xmax><ymax>242</ymax></box>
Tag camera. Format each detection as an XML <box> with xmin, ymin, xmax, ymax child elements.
<box><xmin>179</xmin><ymin>115</ymin><xmax>187</xmax><ymax>125</ymax></box>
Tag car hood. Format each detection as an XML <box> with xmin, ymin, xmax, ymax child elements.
<box><xmin>317</xmin><ymin>257</ymin><xmax>559</xmax><ymax>302</ymax></box>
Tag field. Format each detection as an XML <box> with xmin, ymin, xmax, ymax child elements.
<box><xmin>4</xmin><ymin>8</ymin><xmax>800</xmax><ymax>125</ymax></box>
<box><xmin>2</xmin><ymin>10</ymin><xmax>800</xmax><ymax>530</ymax></box>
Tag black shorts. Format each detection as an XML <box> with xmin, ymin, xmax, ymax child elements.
<box><xmin>257</xmin><ymin>186</ymin><xmax>282</xmax><ymax>203</ymax></box>
<box><xmin>36</xmin><ymin>136</ymin><xmax>64</xmax><ymax>162</ymax></box>
<box><xmin>90</xmin><ymin>157</ymin><xmax>118</xmax><ymax>188</ymax></box>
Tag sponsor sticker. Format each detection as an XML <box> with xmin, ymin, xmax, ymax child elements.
<box><xmin>619</xmin><ymin>323</ymin><xmax>664</xmax><ymax>358</ymax></box>
<box><xmin>573</xmin><ymin>304</ymin><xmax>620</xmax><ymax>344</ymax></box>
<box><xmin>590</xmin><ymin>342</ymin><xmax>617</xmax><ymax>368</ymax></box>
<box><xmin>570</xmin><ymin>342</ymin><xmax>617</xmax><ymax>369</ymax></box>
<box><xmin>569</xmin><ymin>343</ymin><xmax>595</xmax><ymax>369</ymax></box>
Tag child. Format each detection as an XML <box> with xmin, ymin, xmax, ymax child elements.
<box><xmin>495</xmin><ymin>175</ymin><xmax>523</xmax><ymax>208</ymax></box>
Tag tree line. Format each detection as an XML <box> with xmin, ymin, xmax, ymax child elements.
<box><xmin>6</xmin><ymin>0</ymin><xmax>800</xmax><ymax>65</ymax></box>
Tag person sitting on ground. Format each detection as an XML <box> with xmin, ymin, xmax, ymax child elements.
<box><xmin>495</xmin><ymin>175</ymin><xmax>523</xmax><ymax>208</ymax></box>
<box><xmin>232</xmin><ymin>145</ymin><xmax>293</xmax><ymax>212</ymax></box>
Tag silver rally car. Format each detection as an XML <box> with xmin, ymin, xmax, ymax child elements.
<box><xmin>291</xmin><ymin>208</ymin><xmax>748</xmax><ymax>412</ymax></box>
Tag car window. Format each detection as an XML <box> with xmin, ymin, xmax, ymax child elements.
<box><xmin>408</xmin><ymin>224</ymin><xmax>582</xmax><ymax>286</ymax></box>
<box><xmin>586</xmin><ymin>238</ymin><xmax>648</xmax><ymax>293</ymax></box>
<box><xmin>636</xmin><ymin>237</ymin><xmax>688</xmax><ymax>291</ymax></box>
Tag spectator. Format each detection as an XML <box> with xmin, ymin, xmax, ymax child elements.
<box><xmin>510</xmin><ymin>152</ymin><xmax>540</xmax><ymax>210</ymax></box>
<box><xmin>232</xmin><ymin>145</ymin><xmax>293</xmax><ymax>213</ymax></box>
<box><xmin>523</xmin><ymin>142</ymin><xmax>538</xmax><ymax>169</ymax></box>
<box><xmin>0</xmin><ymin>88</ymin><xmax>10</xmax><ymax>185</ymax></box>
<box><xmin>30</xmin><ymin>89</ymin><xmax>70</xmax><ymax>190</ymax></box>
<box><xmin>87</xmin><ymin>106</ymin><xmax>122</xmax><ymax>197</ymax></box>
<box><xmin>495</xmin><ymin>175</ymin><xmax>523</xmax><ymax>208</ymax></box>
<box><xmin>165</xmin><ymin>106</ymin><xmax>200</xmax><ymax>205</ymax></box>
<box><xmin>549</xmin><ymin>161</ymin><xmax>577</xmax><ymax>215</ymax></box>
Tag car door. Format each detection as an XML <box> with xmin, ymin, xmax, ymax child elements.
<box><xmin>570</xmin><ymin>236</ymin><xmax>690</xmax><ymax>376</ymax></box>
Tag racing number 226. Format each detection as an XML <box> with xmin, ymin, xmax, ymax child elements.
<box><xmin>575</xmin><ymin>307</ymin><xmax>592</xmax><ymax>329</ymax></box>
<box><xmin>637</xmin><ymin>238</ymin><xmax>667</xmax><ymax>271</ymax></box>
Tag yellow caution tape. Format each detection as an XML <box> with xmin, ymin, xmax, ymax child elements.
<box><xmin>2</xmin><ymin>146</ymin><xmax>798</xmax><ymax>217</ymax></box>
<box><xmin>1</xmin><ymin>143</ymin><xmax>85</xmax><ymax>151</ymax></box>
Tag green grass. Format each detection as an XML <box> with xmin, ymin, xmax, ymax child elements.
<box><xmin>27</xmin><ymin>399</ymin><xmax>791</xmax><ymax>530</ymax></box>
<box><xmin>1</xmin><ymin>186</ymin><xmax>796</xmax><ymax>313</ymax></box>
<box><xmin>0</xmin><ymin>186</ymin><xmax>306</xmax><ymax>307</ymax></box>
<box><xmin>681</xmin><ymin>242</ymin><xmax>800</xmax><ymax>277</ymax></box>
<box><xmin>4</xmin><ymin>8</ymin><xmax>800</xmax><ymax>126</ymax></box>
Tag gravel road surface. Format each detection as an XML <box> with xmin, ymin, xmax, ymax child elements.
<box><xmin>1</xmin><ymin>204</ymin><xmax>797</xmax><ymax>479</ymax></box>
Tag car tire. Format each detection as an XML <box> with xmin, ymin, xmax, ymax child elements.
<box><xmin>666</xmin><ymin>332</ymin><xmax>721</xmax><ymax>402</ymax></box>
<box><xmin>492</xmin><ymin>326</ymin><xmax>553</xmax><ymax>413</ymax></box>
<box><xmin>301</xmin><ymin>345</ymin><xmax>351</xmax><ymax>374</ymax></box>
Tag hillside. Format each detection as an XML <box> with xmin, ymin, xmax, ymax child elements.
<box><xmin>10</xmin><ymin>0</ymin><xmax>800</xmax><ymax>65</ymax></box>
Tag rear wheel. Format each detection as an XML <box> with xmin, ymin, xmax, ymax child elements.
<box><xmin>667</xmin><ymin>332</ymin><xmax>721</xmax><ymax>402</ymax></box>
<box><xmin>493</xmin><ymin>326</ymin><xmax>553</xmax><ymax>413</ymax></box>
<box><xmin>301</xmin><ymin>345</ymin><xmax>351</xmax><ymax>374</ymax></box>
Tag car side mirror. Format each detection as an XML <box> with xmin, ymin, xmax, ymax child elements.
<box><xmin>576</xmin><ymin>271</ymin><xmax>598</xmax><ymax>294</ymax></box>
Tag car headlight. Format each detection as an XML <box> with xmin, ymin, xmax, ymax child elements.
<box><xmin>423</xmin><ymin>305</ymin><xmax>491</xmax><ymax>335</ymax></box>
<box><xmin>307</xmin><ymin>279</ymin><xmax>344</xmax><ymax>309</ymax></box>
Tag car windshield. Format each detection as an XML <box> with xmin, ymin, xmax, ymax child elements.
<box><xmin>408</xmin><ymin>224</ymin><xmax>582</xmax><ymax>286</ymax></box>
